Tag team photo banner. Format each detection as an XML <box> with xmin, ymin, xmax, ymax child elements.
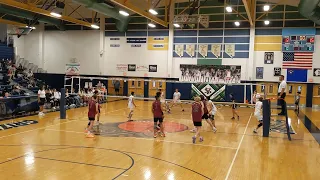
<box><xmin>179</xmin><ymin>64</ymin><xmax>241</xmax><ymax>83</ymax></box>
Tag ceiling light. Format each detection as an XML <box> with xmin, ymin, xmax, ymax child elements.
<box><xmin>264</xmin><ymin>5</ymin><xmax>270</xmax><ymax>11</ymax></box>
<box><xmin>173</xmin><ymin>23</ymin><xmax>180</xmax><ymax>28</ymax></box>
<box><xmin>50</xmin><ymin>12</ymin><xmax>62</xmax><ymax>18</ymax></box>
<box><xmin>234</xmin><ymin>21</ymin><xmax>240</xmax><ymax>26</ymax></box>
<box><xmin>91</xmin><ymin>24</ymin><xmax>100</xmax><ymax>29</ymax></box>
<box><xmin>226</xmin><ymin>6</ymin><xmax>232</xmax><ymax>13</ymax></box>
<box><xmin>148</xmin><ymin>23</ymin><xmax>156</xmax><ymax>28</ymax></box>
<box><xmin>264</xmin><ymin>20</ymin><xmax>270</xmax><ymax>25</ymax></box>
<box><xmin>119</xmin><ymin>10</ymin><xmax>129</xmax><ymax>16</ymax></box>
<box><xmin>148</xmin><ymin>9</ymin><xmax>158</xmax><ymax>15</ymax></box>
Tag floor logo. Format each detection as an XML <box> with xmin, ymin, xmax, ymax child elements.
<box><xmin>0</xmin><ymin>120</ymin><xmax>38</xmax><ymax>131</ymax></box>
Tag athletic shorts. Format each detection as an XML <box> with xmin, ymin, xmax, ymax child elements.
<box><xmin>254</xmin><ymin>114</ymin><xmax>262</xmax><ymax>122</ymax></box>
<box><xmin>193</xmin><ymin>121</ymin><xmax>202</xmax><ymax>127</ymax></box>
<box><xmin>202</xmin><ymin>114</ymin><xmax>209</xmax><ymax>120</ymax></box>
<box><xmin>232</xmin><ymin>104</ymin><xmax>237</xmax><ymax>109</ymax></box>
<box><xmin>154</xmin><ymin>118</ymin><xmax>163</xmax><ymax>123</ymax></box>
<box><xmin>39</xmin><ymin>98</ymin><xmax>45</xmax><ymax>106</ymax></box>
<box><xmin>209</xmin><ymin>115</ymin><xmax>215</xmax><ymax>120</ymax></box>
<box><xmin>115</xmin><ymin>88</ymin><xmax>119</xmax><ymax>92</ymax></box>
<box><xmin>88</xmin><ymin>117</ymin><xmax>95</xmax><ymax>121</ymax></box>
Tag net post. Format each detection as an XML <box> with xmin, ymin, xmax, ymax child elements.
<box><xmin>60</xmin><ymin>88</ymin><xmax>66</xmax><ymax>119</ymax></box>
<box><xmin>284</xmin><ymin>101</ymin><xmax>292</xmax><ymax>141</ymax></box>
<box><xmin>262</xmin><ymin>99</ymin><xmax>270</xmax><ymax>137</ymax></box>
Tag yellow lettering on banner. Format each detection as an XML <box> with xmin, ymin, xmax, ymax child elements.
<box><xmin>148</xmin><ymin>44</ymin><xmax>168</xmax><ymax>50</ymax></box>
<box><xmin>148</xmin><ymin>37</ymin><xmax>169</xmax><ymax>43</ymax></box>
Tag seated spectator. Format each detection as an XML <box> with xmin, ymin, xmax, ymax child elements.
<box><xmin>27</xmin><ymin>69</ymin><xmax>33</xmax><ymax>79</ymax></box>
<box><xmin>11</xmin><ymin>86</ymin><xmax>21</xmax><ymax>96</ymax></box>
<box><xmin>53</xmin><ymin>89</ymin><xmax>61</xmax><ymax>107</ymax></box>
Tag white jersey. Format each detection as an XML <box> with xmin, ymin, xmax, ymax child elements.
<box><xmin>254</xmin><ymin>101</ymin><xmax>263</xmax><ymax>121</ymax></box>
<box><xmin>173</xmin><ymin>92</ymin><xmax>181</xmax><ymax>101</ymax></box>
<box><xmin>128</xmin><ymin>95</ymin><xmax>134</xmax><ymax>109</ymax></box>
<box><xmin>160</xmin><ymin>92</ymin><xmax>165</xmax><ymax>103</ymax></box>
<box><xmin>208</xmin><ymin>101</ymin><xmax>217</xmax><ymax>115</ymax></box>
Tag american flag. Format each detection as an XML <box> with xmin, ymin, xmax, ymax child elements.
<box><xmin>282</xmin><ymin>52</ymin><xmax>313</xmax><ymax>69</ymax></box>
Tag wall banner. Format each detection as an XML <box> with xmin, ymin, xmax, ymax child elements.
<box><xmin>127</xmin><ymin>38</ymin><xmax>146</xmax><ymax>43</ymax></box>
<box><xmin>264</xmin><ymin>52</ymin><xmax>274</xmax><ymax>64</ymax></box>
<box><xmin>175</xmin><ymin>44</ymin><xmax>184</xmax><ymax>57</ymax></box>
<box><xmin>225</xmin><ymin>44</ymin><xmax>235</xmax><ymax>58</ymax></box>
<box><xmin>314</xmin><ymin>68</ymin><xmax>320</xmax><ymax>76</ymax></box>
<box><xmin>179</xmin><ymin>64</ymin><xmax>241</xmax><ymax>83</ymax></box>
<box><xmin>186</xmin><ymin>44</ymin><xmax>195</xmax><ymax>57</ymax></box>
<box><xmin>116</xmin><ymin>64</ymin><xmax>128</xmax><ymax>72</ymax></box>
<box><xmin>128</xmin><ymin>64</ymin><xmax>136</xmax><ymax>71</ymax></box>
<box><xmin>199</xmin><ymin>44</ymin><xmax>208</xmax><ymax>58</ymax></box>
<box><xmin>136</xmin><ymin>65</ymin><xmax>149</xmax><ymax>72</ymax></box>
<box><xmin>211</xmin><ymin>44</ymin><xmax>221</xmax><ymax>58</ymax></box>
<box><xmin>256</xmin><ymin>67</ymin><xmax>264</xmax><ymax>79</ymax></box>
<box><xmin>131</xmin><ymin>44</ymin><xmax>142</xmax><ymax>47</ymax></box>
<box><xmin>274</xmin><ymin>67</ymin><xmax>281</xmax><ymax>76</ymax></box>
<box><xmin>65</xmin><ymin>63</ymin><xmax>80</xmax><ymax>75</ymax></box>
<box><xmin>110</xmin><ymin>44</ymin><xmax>120</xmax><ymax>47</ymax></box>
<box><xmin>149</xmin><ymin>65</ymin><xmax>157</xmax><ymax>72</ymax></box>
<box><xmin>110</xmin><ymin>38</ymin><xmax>120</xmax><ymax>40</ymax></box>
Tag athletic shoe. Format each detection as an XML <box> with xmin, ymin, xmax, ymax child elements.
<box><xmin>154</xmin><ymin>134</ymin><xmax>157</xmax><ymax>138</ymax></box>
<box><xmin>199</xmin><ymin>137</ymin><xmax>204</xmax><ymax>142</ymax></box>
<box><xmin>213</xmin><ymin>127</ymin><xmax>217</xmax><ymax>133</ymax></box>
<box><xmin>237</xmin><ymin>116</ymin><xmax>240</xmax><ymax>120</ymax></box>
<box><xmin>86</xmin><ymin>133</ymin><xmax>95</xmax><ymax>138</ymax></box>
<box><xmin>190</xmin><ymin>129</ymin><xmax>196</xmax><ymax>133</ymax></box>
<box><xmin>253</xmin><ymin>129</ymin><xmax>257</xmax><ymax>133</ymax></box>
<box><xmin>192</xmin><ymin>136</ymin><xmax>196</xmax><ymax>144</ymax></box>
<box><xmin>84</xmin><ymin>129</ymin><xmax>88</xmax><ymax>133</ymax></box>
<box><xmin>182</xmin><ymin>109</ymin><xmax>185</xmax><ymax>112</ymax></box>
<box><xmin>231</xmin><ymin>117</ymin><xmax>235</xmax><ymax>120</ymax></box>
<box><xmin>160</xmin><ymin>133</ymin><xmax>166</xmax><ymax>137</ymax></box>
<box><xmin>127</xmin><ymin>120</ymin><xmax>133</xmax><ymax>122</ymax></box>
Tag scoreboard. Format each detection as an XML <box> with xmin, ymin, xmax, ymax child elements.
<box><xmin>282</xmin><ymin>35</ymin><xmax>315</xmax><ymax>52</ymax></box>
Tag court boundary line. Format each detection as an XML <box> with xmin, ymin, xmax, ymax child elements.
<box><xmin>0</xmin><ymin>108</ymin><xmax>127</xmax><ymax>140</ymax></box>
<box><xmin>45</xmin><ymin>129</ymin><xmax>237</xmax><ymax>150</ymax></box>
<box><xmin>224</xmin><ymin>113</ymin><xmax>253</xmax><ymax>180</ymax></box>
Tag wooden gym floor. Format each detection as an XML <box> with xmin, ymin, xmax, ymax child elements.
<box><xmin>0</xmin><ymin>98</ymin><xmax>319</xmax><ymax>180</ymax></box>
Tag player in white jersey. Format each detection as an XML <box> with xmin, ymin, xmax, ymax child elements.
<box><xmin>205</xmin><ymin>71</ymin><xmax>210</xmax><ymax>82</ymax></box>
<box><xmin>207</xmin><ymin>100</ymin><xmax>217</xmax><ymax>132</ymax></box>
<box><xmin>253</xmin><ymin>96</ymin><xmax>263</xmax><ymax>133</ymax></box>
<box><xmin>226</xmin><ymin>70</ymin><xmax>231</xmax><ymax>83</ymax></box>
<box><xmin>170</xmin><ymin>89</ymin><xmax>185</xmax><ymax>111</ymax></box>
<box><xmin>159</xmin><ymin>89</ymin><xmax>170</xmax><ymax>113</ymax></box>
<box><xmin>127</xmin><ymin>92</ymin><xmax>136</xmax><ymax>121</ymax></box>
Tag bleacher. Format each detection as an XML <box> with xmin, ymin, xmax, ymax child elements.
<box><xmin>0</xmin><ymin>43</ymin><xmax>14</xmax><ymax>60</ymax></box>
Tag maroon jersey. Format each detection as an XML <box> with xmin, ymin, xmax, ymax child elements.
<box><xmin>202</xmin><ymin>100</ymin><xmax>208</xmax><ymax>114</ymax></box>
<box><xmin>152</xmin><ymin>100</ymin><xmax>163</xmax><ymax>118</ymax></box>
<box><xmin>192</xmin><ymin>102</ymin><xmax>202</xmax><ymax>122</ymax></box>
<box><xmin>88</xmin><ymin>100</ymin><xmax>97</xmax><ymax>118</ymax></box>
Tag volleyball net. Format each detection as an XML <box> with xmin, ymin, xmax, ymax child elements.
<box><xmin>63</xmin><ymin>75</ymin><xmax>278</xmax><ymax>106</ymax></box>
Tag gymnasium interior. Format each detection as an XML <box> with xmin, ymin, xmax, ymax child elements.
<box><xmin>0</xmin><ymin>0</ymin><xmax>319</xmax><ymax>179</ymax></box>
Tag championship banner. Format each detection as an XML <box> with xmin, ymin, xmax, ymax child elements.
<box><xmin>175</xmin><ymin>44</ymin><xmax>184</xmax><ymax>57</ymax></box>
<box><xmin>225</xmin><ymin>44</ymin><xmax>235</xmax><ymax>58</ymax></box>
<box><xmin>211</xmin><ymin>44</ymin><xmax>221</xmax><ymax>58</ymax></box>
<box><xmin>65</xmin><ymin>63</ymin><xmax>80</xmax><ymax>75</ymax></box>
<box><xmin>180</xmin><ymin>64</ymin><xmax>241</xmax><ymax>83</ymax></box>
<box><xmin>186</xmin><ymin>44</ymin><xmax>195</xmax><ymax>57</ymax></box>
<box><xmin>191</xmin><ymin>84</ymin><xmax>226</xmax><ymax>101</ymax></box>
<box><xmin>199</xmin><ymin>44</ymin><xmax>208</xmax><ymax>58</ymax></box>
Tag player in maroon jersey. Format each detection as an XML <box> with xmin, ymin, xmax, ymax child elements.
<box><xmin>152</xmin><ymin>93</ymin><xmax>165</xmax><ymax>138</ymax></box>
<box><xmin>192</xmin><ymin>96</ymin><xmax>204</xmax><ymax>143</ymax></box>
<box><xmin>85</xmin><ymin>94</ymin><xmax>98</xmax><ymax>138</ymax></box>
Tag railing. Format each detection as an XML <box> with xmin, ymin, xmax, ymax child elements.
<box><xmin>262</xmin><ymin>98</ymin><xmax>291</xmax><ymax>141</ymax></box>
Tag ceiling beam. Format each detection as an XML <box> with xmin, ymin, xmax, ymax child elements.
<box><xmin>111</xmin><ymin>0</ymin><xmax>168</xmax><ymax>27</ymax></box>
<box><xmin>0</xmin><ymin>0</ymin><xmax>93</xmax><ymax>28</ymax></box>
<box><xmin>242</xmin><ymin>0</ymin><xmax>253</xmax><ymax>26</ymax></box>
<box><xmin>0</xmin><ymin>18</ymin><xmax>27</xmax><ymax>27</ymax></box>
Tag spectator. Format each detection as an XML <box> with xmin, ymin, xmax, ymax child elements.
<box><xmin>27</xmin><ymin>69</ymin><xmax>33</xmax><ymax>79</ymax></box>
<box><xmin>53</xmin><ymin>89</ymin><xmax>61</xmax><ymax>107</ymax></box>
<box><xmin>38</xmin><ymin>85</ymin><xmax>46</xmax><ymax>116</ymax></box>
